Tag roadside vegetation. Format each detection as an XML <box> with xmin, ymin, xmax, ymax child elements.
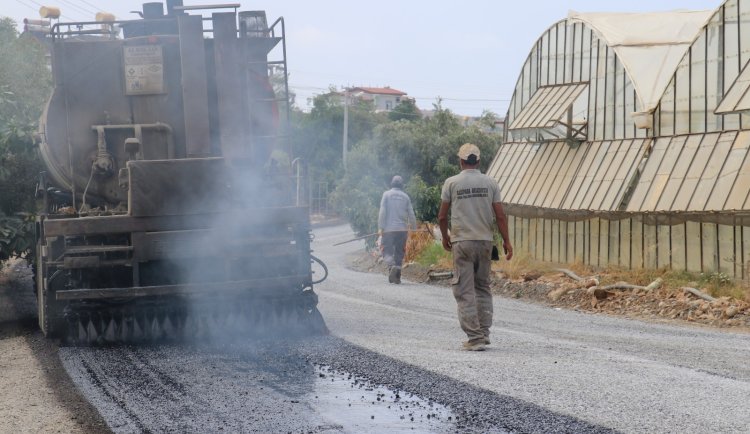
<box><xmin>294</xmin><ymin>82</ymin><xmax>746</xmax><ymax>312</ymax></box>
<box><xmin>351</xmin><ymin>236</ymin><xmax>750</xmax><ymax>329</ymax></box>
<box><xmin>596</xmin><ymin>267</ymin><xmax>749</xmax><ymax>302</ymax></box>
<box><xmin>0</xmin><ymin>18</ymin><xmax>52</xmax><ymax>262</ymax></box>
<box><xmin>410</xmin><ymin>239</ymin><xmax>749</xmax><ymax>302</ymax></box>
<box><xmin>290</xmin><ymin>90</ymin><xmax>503</xmax><ymax>241</ymax></box>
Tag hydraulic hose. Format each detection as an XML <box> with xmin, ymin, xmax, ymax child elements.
<box><xmin>311</xmin><ymin>254</ymin><xmax>328</xmax><ymax>285</ymax></box>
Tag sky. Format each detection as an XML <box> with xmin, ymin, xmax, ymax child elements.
<box><xmin>5</xmin><ymin>0</ymin><xmax>724</xmax><ymax>116</ymax></box>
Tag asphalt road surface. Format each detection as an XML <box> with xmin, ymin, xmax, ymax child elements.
<box><xmin>58</xmin><ymin>224</ymin><xmax>750</xmax><ymax>433</ymax></box>
<box><xmin>311</xmin><ymin>224</ymin><xmax>750</xmax><ymax>433</ymax></box>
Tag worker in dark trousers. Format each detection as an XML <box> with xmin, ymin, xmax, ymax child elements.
<box><xmin>378</xmin><ymin>175</ymin><xmax>417</xmax><ymax>284</ymax></box>
<box><xmin>438</xmin><ymin>143</ymin><xmax>513</xmax><ymax>351</ymax></box>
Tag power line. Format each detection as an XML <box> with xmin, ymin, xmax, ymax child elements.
<box><xmin>12</xmin><ymin>0</ymin><xmax>38</xmax><ymax>14</ymax></box>
<box><xmin>414</xmin><ymin>96</ymin><xmax>511</xmax><ymax>102</ymax></box>
<box><xmin>287</xmin><ymin>70</ymin><xmax>508</xmax><ymax>98</ymax></box>
<box><xmin>56</xmin><ymin>0</ymin><xmax>96</xmax><ymax>18</ymax></box>
<box><xmin>17</xmin><ymin>0</ymin><xmax>81</xmax><ymax>21</ymax></box>
<box><xmin>289</xmin><ymin>81</ymin><xmax>510</xmax><ymax>101</ymax></box>
<box><xmin>288</xmin><ymin>68</ymin><xmax>507</xmax><ymax>94</ymax></box>
<box><xmin>289</xmin><ymin>85</ymin><xmax>506</xmax><ymax>117</ymax></box>
<box><xmin>290</xmin><ymin>84</ymin><xmax>511</xmax><ymax>104</ymax></box>
<box><xmin>76</xmin><ymin>0</ymin><xmax>104</xmax><ymax>12</ymax></box>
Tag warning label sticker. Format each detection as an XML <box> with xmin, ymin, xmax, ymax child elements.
<box><xmin>123</xmin><ymin>45</ymin><xmax>164</xmax><ymax>95</ymax></box>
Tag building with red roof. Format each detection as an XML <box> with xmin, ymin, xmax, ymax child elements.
<box><xmin>346</xmin><ymin>86</ymin><xmax>408</xmax><ymax>112</ymax></box>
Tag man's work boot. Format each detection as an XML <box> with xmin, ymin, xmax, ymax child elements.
<box><xmin>394</xmin><ymin>266</ymin><xmax>402</xmax><ymax>284</ymax></box>
<box><xmin>388</xmin><ymin>266</ymin><xmax>398</xmax><ymax>284</ymax></box>
<box><xmin>462</xmin><ymin>340</ymin><xmax>486</xmax><ymax>351</ymax></box>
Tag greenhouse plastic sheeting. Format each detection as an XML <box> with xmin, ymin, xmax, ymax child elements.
<box><xmin>715</xmin><ymin>61</ymin><xmax>750</xmax><ymax>114</ymax></box>
<box><xmin>508</xmin><ymin>83</ymin><xmax>588</xmax><ymax>130</ymax></box>
<box><xmin>488</xmin><ymin>139</ymin><xmax>649</xmax><ymax>211</ymax></box>
<box><xmin>568</xmin><ymin>10</ymin><xmax>713</xmax><ymax>112</ymax></box>
<box><xmin>627</xmin><ymin>131</ymin><xmax>750</xmax><ymax>212</ymax></box>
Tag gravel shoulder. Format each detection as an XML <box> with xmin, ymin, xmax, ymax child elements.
<box><xmin>0</xmin><ymin>259</ymin><xmax>109</xmax><ymax>434</ymax></box>
<box><xmin>350</xmin><ymin>243</ymin><xmax>750</xmax><ymax>333</ymax></box>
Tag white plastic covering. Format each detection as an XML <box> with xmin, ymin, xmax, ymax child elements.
<box><xmin>716</xmin><ymin>61</ymin><xmax>750</xmax><ymax>114</ymax></box>
<box><xmin>509</xmin><ymin>83</ymin><xmax>588</xmax><ymax>130</ymax></box>
<box><xmin>568</xmin><ymin>10</ymin><xmax>714</xmax><ymax>112</ymax></box>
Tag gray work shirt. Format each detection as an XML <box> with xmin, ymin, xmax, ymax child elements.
<box><xmin>441</xmin><ymin>169</ymin><xmax>502</xmax><ymax>242</ymax></box>
<box><xmin>378</xmin><ymin>188</ymin><xmax>417</xmax><ymax>232</ymax></box>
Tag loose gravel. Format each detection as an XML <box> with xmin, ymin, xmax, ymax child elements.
<box><xmin>60</xmin><ymin>335</ymin><xmax>614</xmax><ymax>433</ymax></box>
<box><xmin>300</xmin><ymin>337</ymin><xmax>612</xmax><ymax>433</ymax></box>
<box><xmin>59</xmin><ymin>338</ymin><xmax>480</xmax><ymax>433</ymax></box>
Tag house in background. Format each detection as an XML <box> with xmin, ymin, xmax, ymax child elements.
<box><xmin>346</xmin><ymin>86</ymin><xmax>408</xmax><ymax>112</ymax></box>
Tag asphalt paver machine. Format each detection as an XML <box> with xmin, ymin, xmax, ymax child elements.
<box><xmin>34</xmin><ymin>1</ymin><xmax>327</xmax><ymax>344</ymax></box>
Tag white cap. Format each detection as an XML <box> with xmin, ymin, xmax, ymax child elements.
<box><xmin>457</xmin><ymin>143</ymin><xmax>480</xmax><ymax>160</ymax></box>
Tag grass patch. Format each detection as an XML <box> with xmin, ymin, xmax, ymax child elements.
<box><xmin>494</xmin><ymin>252</ymin><xmax>553</xmax><ymax>280</ymax></box>
<box><xmin>599</xmin><ymin>267</ymin><xmax>748</xmax><ymax>300</ymax></box>
<box><xmin>405</xmin><ymin>224</ymin><xmax>440</xmax><ymax>264</ymax></box>
<box><xmin>599</xmin><ymin>266</ymin><xmax>674</xmax><ymax>287</ymax></box>
<box><xmin>406</xmin><ymin>236</ymin><xmax>750</xmax><ymax>302</ymax></box>
<box><xmin>562</xmin><ymin>264</ymin><xmax>750</xmax><ymax>302</ymax></box>
<box><xmin>697</xmin><ymin>272</ymin><xmax>749</xmax><ymax>300</ymax></box>
<box><xmin>414</xmin><ymin>241</ymin><xmax>452</xmax><ymax>269</ymax></box>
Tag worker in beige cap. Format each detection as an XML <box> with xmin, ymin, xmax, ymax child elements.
<box><xmin>438</xmin><ymin>143</ymin><xmax>512</xmax><ymax>351</ymax></box>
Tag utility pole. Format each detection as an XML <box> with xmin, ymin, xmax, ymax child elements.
<box><xmin>343</xmin><ymin>89</ymin><xmax>349</xmax><ymax>171</ymax></box>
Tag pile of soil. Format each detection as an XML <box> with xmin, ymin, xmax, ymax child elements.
<box><xmin>349</xmin><ymin>251</ymin><xmax>750</xmax><ymax>331</ymax></box>
<box><xmin>494</xmin><ymin>275</ymin><xmax>750</xmax><ymax>330</ymax></box>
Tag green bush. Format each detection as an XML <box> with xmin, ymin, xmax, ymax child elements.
<box><xmin>0</xmin><ymin>149</ymin><xmax>42</xmax><ymax>215</ymax></box>
<box><xmin>329</xmin><ymin>147</ymin><xmax>383</xmax><ymax>245</ymax></box>
<box><xmin>0</xmin><ymin>148</ymin><xmax>40</xmax><ymax>262</ymax></box>
<box><xmin>0</xmin><ymin>18</ymin><xmax>52</xmax><ymax>263</ymax></box>
<box><xmin>0</xmin><ymin>215</ymin><xmax>34</xmax><ymax>261</ymax></box>
<box><xmin>405</xmin><ymin>175</ymin><xmax>442</xmax><ymax>223</ymax></box>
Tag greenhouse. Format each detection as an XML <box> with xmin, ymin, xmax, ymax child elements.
<box><xmin>488</xmin><ymin>0</ymin><xmax>750</xmax><ymax>277</ymax></box>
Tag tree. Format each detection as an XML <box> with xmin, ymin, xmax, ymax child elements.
<box><xmin>329</xmin><ymin>146</ymin><xmax>383</xmax><ymax>241</ymax></box>
<box><xmin>477</xmin><ymin>109</ymin><xmax>499</xmax><ymax>130</ymax></box>
<box><xmin>388</xmin><ymin>98</ymin><xmax>421</xmax><ymax>122</ymax></box>
<box><xmin>268</xmin><ymin>66</ymin><xmax>295</xmax><ymax>126</ymax></box>
<box><xmin>331</xmin><ymin>102</ymin><xmax>503</xmax><ymax>237</ymax></box>
<box><xmin>289</xmin><ymin>89</ymin><xmax>386</xmax><ymax>199</ymax></box>
<box><xmin>0</xmin><ymin>19</ymin><xmax>50</xmax><ymax>129</ymax></box>
<box><xmin>405</xmin><ymin>175</ymin><xmax>441</xmax><ymax>223</ymax></box>
<box><xmin>286</xmin><ymin>89</ymin><xmax>503</xmax><ymax>236</ymax></box>
<box><xmin>0</xmin><ymin>18</ymin><xmax>52</xmax><ymax>261</ymax></box>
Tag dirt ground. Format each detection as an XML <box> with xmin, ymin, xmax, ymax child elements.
<box><xmin>350</xmin><ymin>250</ymin><xmax>750</xmax><ymax>332</ymax></box>
<box><xmin>0</xmin><ymin>259</ymin><xmax>109</xmax><ymax>433</ymax></box>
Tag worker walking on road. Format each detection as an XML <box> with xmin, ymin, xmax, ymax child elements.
<box><xmin>438</xmin><ymin>143</ymin><xmax>513</xmax><ymax>351</ymax></box>
<box><xmin>378</xmin><ymin>175</ymin><xmax>417</xmax><ymax>284</ymax></box>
